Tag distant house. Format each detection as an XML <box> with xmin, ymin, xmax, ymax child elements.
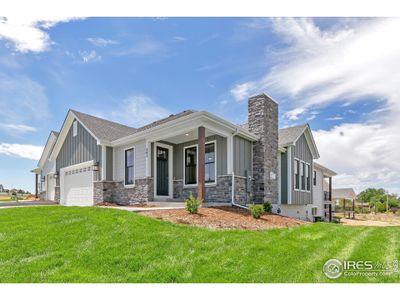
<box><xmin>0</xmin><ymin>184</ymin><xmax>4</xmax><ymax>193</ymax></box>
<box><xmin>332</xmin><ymin>188</ymin><xmax>357</xmax><ymax>210</ymax></box>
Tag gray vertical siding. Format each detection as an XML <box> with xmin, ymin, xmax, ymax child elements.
<box><xmin>56</xmin><ymin>120</ymin><xmax>101</xmax><ymax>184</ymax></box>
<box><xmin>233</xmin><ymin>136</ymin><xmax>253</xmax><ymax>177</ymax></box>
<box><xmin>280</xmin><ymin>151</ymin><xmax>288</xmax><ymax>204</ymax></box>
<box><xmin>172</xmin><ymin>135</ymin><xmax>227</xmax><ymax>180</ymax></box>
<box><xmin>291</xmin><ymin>133</ymin><xmax>313</xmax><ymax>205</ymax></box>
<box><xmin>106</xmin><ymin>147</ymin><xmax>113</xmax><ymax>180</ymax></box>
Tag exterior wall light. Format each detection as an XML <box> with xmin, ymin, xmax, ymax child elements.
<box><xmin>54</xmin><ymin>172</ymin><xmax>59</xmax><ymax>179</ymax></box>
<box><xmin>93</xmin><ymin>162</ymin><xmax>100</xmax><ymax>172</ymax></box>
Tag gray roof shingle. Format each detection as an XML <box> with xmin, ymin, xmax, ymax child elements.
<box><xmin>71</xmin><ymin>110</ymin><xmax>138</xmax><ymax>142</ymax></box>
<box><xmin>71</xmin><ymin>109</ymin><xmax>196</xmax><ymax>142</ymax></box>
<box><xmin>240</xmin><ymin>123</ymin><xmax>308</xmax><ymax>146</ymax></box>
<box><xmin>278</xmin><ymin>124</ymin><xmax>307</xmax><ymax>146</ymax></box>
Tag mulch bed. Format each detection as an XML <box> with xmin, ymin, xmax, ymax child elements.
<box><xmin>139</xmin><ymin>206</ymin><xmax>308</xmax><ymax>230</ymax></box>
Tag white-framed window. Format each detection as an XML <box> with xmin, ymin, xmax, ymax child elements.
<box><xmin>73</xmin><ymin>120</ymin><xmax>78</xmax><ymax>137</ymax></box>
<box><xmin>125</xmin><ymin>148</ymin><xmax>135</xmax><ymax>186</ymax></box>
<box><xmin>294</xmin><ymin>159</ymin><xmax>300</xmax><ymax>190</ymax></box>
<box><xmin>184</xmin><ymin>146</ymin><xmax>197</xmax><ymax>185</ymax></box>
<box><xmin>306</xmin><ymin>164</ymin><xmax>311</xmax><ymax>191</ymax></box>
<box><xmin>294</xmin><ymin>158</ymin><xmax>311</xmax><ymax>192</ymax></box>
<box><xmin>184</xmin><ymin>141</ymin><xmax>216</xmax><ymax>186</ymax></box>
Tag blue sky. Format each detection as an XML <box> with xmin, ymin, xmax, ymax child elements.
<box><xmin>0</xmin><ymin>17</ymin><xmax>399</xmax><ymax>194</ymax></box>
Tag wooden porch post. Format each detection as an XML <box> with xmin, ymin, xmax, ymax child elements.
<box><xmin>329</xmin><ymin>176</ymin><xmax>332</xmax><ymax>222</ymax></box>
<box><xmin>197</xmin><ymin>126</ymin><xmax>206</xmax><ymax>201</ymax></box>
<box><xmin>35</xmin><ymin>174</ymin><xmax>38</xmax><ymax>199</ymax></box>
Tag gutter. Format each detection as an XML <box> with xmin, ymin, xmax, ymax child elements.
<box><xmin>231</xmin><ymin>129</ymin><xmax>249</xmax><ymax>210</ymax></box>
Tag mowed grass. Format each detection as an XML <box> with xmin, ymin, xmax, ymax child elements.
<box><xmin>0</xmin><ymin>206</ymin><xmax>399</xmax><ymax>283</ymax></box>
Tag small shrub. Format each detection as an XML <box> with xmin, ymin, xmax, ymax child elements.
<box><xmin>263</xmin><ymin>201</ymin><xmax>272</xmax><ymax>214</ymax></box>
<box><xmin>249</xmin><ymin>204</ymin><xmax>264</xmax><ymax>219</ymax></box>
<box><xmin>185</xmin><ymin>193</ymin><xmax>202</xmax><ymax>214</ymax></box>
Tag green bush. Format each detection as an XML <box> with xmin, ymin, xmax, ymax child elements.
<box><xmin>249</xmin><ymin>204</ymin><xmax>264</xmax><ymax>219</ymax></box>
<box><xmin>185</xmin><ymin>193</ymin><xmax>202</xmax><ymax>214</ymax></box>
<box><xmin>263</xmin><ymin>202</ymin><xmax>272</xmax><ymax>214</ymax></box>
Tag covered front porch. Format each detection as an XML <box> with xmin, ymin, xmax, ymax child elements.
<box><xmin>141</xmin><ymin>114</ymin><xmax>256</xmax><ymax>204</ymax></box>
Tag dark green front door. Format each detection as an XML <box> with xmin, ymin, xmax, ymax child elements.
<box><xmin>156</xmin><ymin>146</ymin><xmax>169</xmax><ymax>196</ymax></box>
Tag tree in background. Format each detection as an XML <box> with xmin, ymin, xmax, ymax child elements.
<box><xmin>358</xmin><ymin>188</ymin><xmax>400</xmax><ymax>213</ymax></box>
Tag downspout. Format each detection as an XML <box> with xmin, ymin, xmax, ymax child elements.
<box><xmin>231</xmin><ymin>129</ymin><xmax>248</xmax><ymax>210</ymax></box>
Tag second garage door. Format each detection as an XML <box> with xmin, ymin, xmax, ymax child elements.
<box><xmin>60</xmin><ymin>161</ymin><xmax>94</xmax><ymax>206</ymax></box>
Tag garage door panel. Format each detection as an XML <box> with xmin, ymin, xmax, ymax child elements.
<box><xmin>61</xmin><ymin>162</ymin><xmax>94</xmax><ymax>206</ymax></box>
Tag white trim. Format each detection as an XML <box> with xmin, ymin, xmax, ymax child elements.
<box><xmin>227</xmin><ymin>134</ymin><xmax>233</xmax><ymax>174</ymax></box>
<box><xmin>278</xmin><ymin>151</ymin><xmax>281</xmax><ymax>204</ymax></box>
<box><xmin>101</xmin><ymin>145</ymin><xmax>107</xmax><ymax>181</ymax></box>
<box><xmin>183</xmin><ymin>140</ymin><xmax>217</xmax><ymax>187</ymax></box>
<box><xmin>294</xmin><ymin>157</ymin><xmax>312</xmax><ymax>193</ymax></box>
<box><xmin>72</xmin><ymin>120</ymin><xmax>78</xmax><ymax>137</ymax></box>
<box><xmin>123</xmin><ymin>146</ymin><xmax>136</xmax><ymax>188</ymax></box>
<box><xmin>153</xmin><ymin>142</ymin><xmax>173</xmax><ymax>199</ymax></box>
<box><xmin>145</xmin><ymin>140</ymin><xmax>151</xmax><ymax>177</ymax></box>
<box><xmin>287</xmin><ymin>146</ymin><xmax>292</xmax><ymax>204</ymax></box>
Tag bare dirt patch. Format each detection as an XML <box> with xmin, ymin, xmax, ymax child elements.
<box><xmin>139</xmin><ymin>206</ymin><xmax>308</xmax><ymax>230</ymax></box>
<box><xmin>340</xmin><ymin>218</ymin><xmax>400</xmax><ymax>227</ymax></box>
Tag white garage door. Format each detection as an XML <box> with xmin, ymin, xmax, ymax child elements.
<box><xmin>60</xmin><ymin>161</ymin><xmax>94</xmax><ymax>206</ymax></box>
<box><xmin>47</xmin><ymin>173</ymin><xmax>57</xmax><ymax>201</ymax></box>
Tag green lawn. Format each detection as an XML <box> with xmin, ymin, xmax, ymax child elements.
<box><xmin>0</xmin><ymin>206</ymin><xmax>399</xmax><ymax>283</ymax></box>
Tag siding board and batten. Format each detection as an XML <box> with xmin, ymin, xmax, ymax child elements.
<box><xmin>233</xmin><ymin>135</ymin><xmax>252</xmax><ymax>177</ymax></box>
<box><xmin>56</xmin><ymin>120</ymin><xmax>101</xmax><ymax>185</ymax></box>
<box><xmin>291</xmin><ymin>133</ymin><xmax>313</xmax><ymax>205</ymax></box>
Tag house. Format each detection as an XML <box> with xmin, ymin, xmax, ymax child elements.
<box><xmin>332</xmin><ymin>188</ymin><xmax>357</xmax><ymax>210</ymax></box>
<box><xmin>32</xmin><ymin>93</ymin><xmax>336</xmax><ymax>221</ymax></box>
<box><xmin>0</xmin><ymin>184</ymin><xmax>4</xmax><ymax>193</ymax></box>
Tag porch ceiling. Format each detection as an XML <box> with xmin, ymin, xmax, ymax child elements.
<box><xmin>162</xmin><ymin>128</ymin><xmax>220</xmax><ymax>144</ymax></box>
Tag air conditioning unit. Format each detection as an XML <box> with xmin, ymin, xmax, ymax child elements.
<box><xmin>311</xmin><ymin>207</ymin><xmax>318</xmax><ymax>216</ymax></box>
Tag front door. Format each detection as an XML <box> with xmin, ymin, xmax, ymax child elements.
<box><xmin>156</xmin><ymin>146</ymin><xmax>169</xmax><ymax>196</ymax></box>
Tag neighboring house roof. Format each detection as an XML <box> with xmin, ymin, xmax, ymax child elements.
<box><xmin>314</xmin><ymin>162</ymin><xmax>337</xmax><ymax>177</ymax></box>
<box><xmin>71</xmin><ymin>110</ymin><xmax>137</xmax><ymax>143</ymax></box>
<box><xmin>332</xmin><ymin>188</ymin><xmax>357</xmax><ymax>200</ymax></box>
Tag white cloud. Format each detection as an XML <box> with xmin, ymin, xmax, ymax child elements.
<box><xmin>111</xmin><ymin>95</ymin><xmax>171</xmax><ymax>128</ymax></box>
<box><xmin>115</xmin><ymin>39</ymin><xmax>163</xmax><ymax>56</ymax></box>
<box><xmin>87</xmin><ymin>37</ymin><xmax>118</xmax><ymax>47</ymax></box>
<box><xmin>285</xmin><ymin>107</ymin><xmax>307</xmax><ymax>120</ymax></box>
<box><xmin>0</xmin><ymin>72</ymin><xmax>48</xmax><ymax>125</ymax></box>
<box><xmin>326</xmin><ymin>116</ymin><xmax>344</xmax><ymax>121</ymax></box>
<box><xmin>0</xmin><ymin>17</ymin><xmax>79</xmax><ymax>53</ymax></box>
<box><xmin>0</xmin><ymin>124</ymin><xmax>37</xmax><ymax>136</ymax></box>
<box><xmin>173</xmin><ymin>36</ymin><xmax>186</xmax><ymax>42</ymax></box>
<box><xmin>79</xmin><ymin>50</ymin><xmax>101</xmax><ymax>63</ymax></box>
<box><xmin>0</xmin><ymin>143</ymin><xmax>43</xmax><ymax>160</ymax></box>
<box><xmin>231</xmin><ymin>18</ymin><xmax>400</xmax><ymax>193</ymax></box>
<box><xmin>314</xmin><ymin>121</ymin><xmax>400</xmax><ymax>194</ymax></box>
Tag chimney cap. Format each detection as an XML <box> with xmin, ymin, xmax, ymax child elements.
<box><xmin>248</xmin><ymin>92</ymin><xmax>279</xmax><ymax>105</ymax></box>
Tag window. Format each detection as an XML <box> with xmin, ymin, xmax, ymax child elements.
<box><xmin>125</xmin><ymin>148</ymin><xmax>134</xmax><ymax>185</ymax></box>
<box><xmin>306</xmin><ymin>164</ymin><xmax>310</xmax><ymax>191</ymax></box>
<box><xmin>205</xmin><ymin>142</ymin><xmax>216</xmax><ymax>183</ymax></box>
<box><xmin>294</xmin><ymin>159</ymin><xmax>300</xmax><ymax>190</ymax></box>
<box><xmin>185</xmin><ymin>146</ymin><xmax>197</xmax><ymax>185</ymax></box>
<box><xmin>73</xmin><ymin>121</ymin><xmax>78</xmax><ymax>137</ymax></box>
<box><xmin>313</xmin><ymin>170</ymin><xmax>317</xmax><ymax>186</ymax></box>
<box><xmin>301</xmin><ymin>162</ymin><xmax>306</xmax><ymax>190</ymax></box>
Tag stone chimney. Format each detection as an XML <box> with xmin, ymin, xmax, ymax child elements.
<box><xmin>248</xmin><ymin>93</ymin><xmax>279</xmax><ymax>204</ymax></box>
